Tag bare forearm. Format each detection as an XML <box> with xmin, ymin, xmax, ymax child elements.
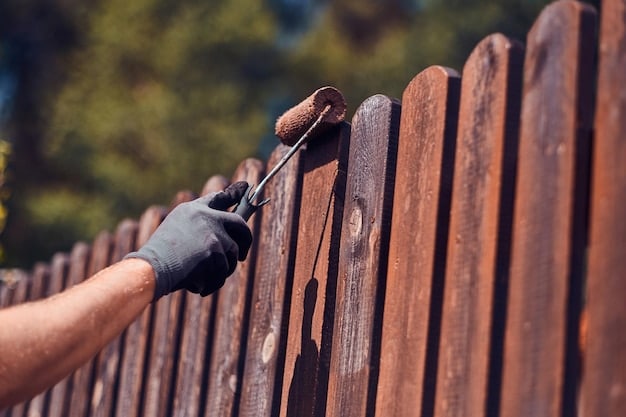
<box><xmin>0</xmin><ymin>184</ymin><xmax>253</xmax><ymax>409</ymax></box>
<box><xmin>0</xmin><ymin>258</ymin><xmax>155</xmax><ymax>408</ymax></box>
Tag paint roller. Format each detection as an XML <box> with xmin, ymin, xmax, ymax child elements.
<box><xmin>234</xmin><ymin>86</ymin><xmax>347</xmax><ymax>220</ymax></box>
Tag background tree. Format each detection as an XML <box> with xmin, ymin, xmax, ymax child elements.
<box><xmin>1</xmin><ymin>0</ymin><xmax>281</xmax><ymax>265</ymax></box>
<box><xmin>0</xmin><ymin>0</ymin><xmax>93</xmax><ymax>265</ymax></box>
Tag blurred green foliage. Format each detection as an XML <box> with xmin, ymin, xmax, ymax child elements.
<box><xmin>0</xmin><ymin>0</ymin><xmax>599</xmax><ymax>266</ymax></box>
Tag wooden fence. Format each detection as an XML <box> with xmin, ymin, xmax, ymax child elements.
<box><xmin>1</xmin><ymin>0</ymin><xmax>624</xmax><ymax>415</ymax></box>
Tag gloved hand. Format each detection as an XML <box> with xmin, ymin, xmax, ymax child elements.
<box><xmin>125</xmin><ymin>181</ymin><xmax>253</xmax><ymax>300</ymax></box>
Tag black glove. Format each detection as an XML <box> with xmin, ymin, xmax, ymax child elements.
<box><xmin>125</xmin><ymin>181</ymin><xmax>253</xmax><ymax>300</ymax></box>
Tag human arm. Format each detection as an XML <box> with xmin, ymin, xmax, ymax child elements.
<box><xmin>0</xmin><ymin>182</ymin><xmax>252</xmax><ymax>408</ymax></box>
<box><xmin>0</xmin><ymin>258</ymin><xmax>154</xmax><ymax>408</ymax></box>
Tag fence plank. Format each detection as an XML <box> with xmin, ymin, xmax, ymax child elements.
<box><xmin>114</xmin><ymin>206</ymin><xmax>167</xmax><ymax>417</ymax></box>
<box><xmin>238</xmin><ymin>145</ymin><xmax>304</xmax><ymax>417</ymax></box>
<box><xmin>28</xmin><ymin>263</ymin><xmax>50</xmax><ymax>302</ymax></box>
<box><xmin>0</xmin><ymin>270</ymin><xmax>14</xmax><ymax>308</ymax></box>
<box><xmin>201</xmin><ymin>159</ymin><xmax>264</xmax><ymax>417</ymax></box>
<box><xmin>433</xmin><ymin>34</ymin><xmax>523</xmax><ymax>417</ymax></box>
<box><xmin>278</xmin><ymin>123</ymin><xmax>351</xmax><ymax>417</ymax></box>
<box><xmin>89</xmin><ymin>220</ymin><xmax>138</xmax><ymax>417</ymax></box>
<box><xmin>143</xmin><ymin>191</ymin><xmax>198</xmax><ymax>417</ymax></box>
<box><xmin>87</xmin><ymin>231</ymin><xmax>115</xmax><ymax>277</ymax></box>
<box><xmin>0</xmin><ymin>281</ymin><xmax>10</xmax><ymax>309</ymax></box>
<box><xmin>582</xmin><ymin>0</ymin><xmax>626</xmax><ymax>414</ymax></box>
<box><xmin>170</xmin><ymin>181</ymin><xmax>226</xmax><ymax>417</ymax></box>
<box><xmin>500</xmin><ymin>2</ymin><xmax>597</xmax><ymax>417</ymax></box>
<box><xmin>375</xmin><ymin>66</ymin><xmax>460</xmax><ymax>417</ymax></box>
<box><xmin>142</xmin><ymin>291</ymin><xmax>185</xmax><ymax>417</ymax></box>
<box><xmin>326</xmin><ymin>95</ymin><xmax>400</xmax><ymax>417</ymax></box>
<box><xmin>201</xmin><ymin>175</ymin><xmax>230</xmax><ymax>198</ymax></box>
<box><xmin>0</xmin><ymin>270</ymin><xmax>29</xmax><ymax>307</ymax></box>
<box><xmin>8</xmin><ymin>272</ymin><xmax>30</xmax><ymax>305</ymax></box>
<box><xmin>47</xmin><ymin>242</ymin><xmax>90</xmax><ymax>417</ymax></box>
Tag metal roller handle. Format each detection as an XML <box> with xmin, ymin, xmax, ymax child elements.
<box><xmin>232</xmin><ymin>105</ymin><xmax>331</xmax><ymax>221</ymax></box>
<box><xmin>233</xmin><ymin>185</ymin><xmax>269</xmax><ymax>221</ymax></box>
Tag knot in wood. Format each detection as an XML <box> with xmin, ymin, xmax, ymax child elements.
<box><xmin>349</xmin><ymin>206</ymin><xmax>363</xmax><ymax>237</ymax></box>
<box><xmin>262</xmin><ymin>332</ymin><xmax>276</xmax><ymax>364</ymax></box>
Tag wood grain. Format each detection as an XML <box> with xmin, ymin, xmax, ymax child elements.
<box><xmin>499</xmin><ymin>2</ymin><xmax>597</xmax><ymax>416</ymax></box>
<box><xmin>202</xmin><ymin>159</ymin><xmax>264</xmax><ymax>417</ymax></box>
<box><xmin>238</xmin><ymin>145</ymin><xmax>304</xmax><ymax>417</ymax></box>
<box><xmin>433</xmin><ymin>34</ymin><xmax>523</xmax><ymax>417</ymax></box>
<box><xmin>582</xmin><ymin>0</ymin><xmax>626</xmax><ymax>414</ymax></box>
<box><xmin>326</xmin><ymin>95</ymin><xmax>400</xmax><ymax>417</ymax></box>
<box><xmin>0</xmin><ymin>269</ymin><xmax>30</xmax><ymax>306</ymax></box>
<box><xmin>375</xmin><ymin>66</ymin><xmax>460</xmax><ymax>417</ymax></box>
<box><xmin>141</xmin><ymin>291</ymin><xmax>185</xmax><ymax>417</ymax></box>
<box><xmin>27</xmin><ymin>263</ymin><xmax>50</xmax><ymax>302</ymax></box>
<box><xmin>87</xmin><ymin>231</ymin><xmax>115</xmax><ymax>277</ymax></box>
<box><xmin>278</xmin><ymin>123</ymin><xmax>351</xmax><ymax>417</ymax></box>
